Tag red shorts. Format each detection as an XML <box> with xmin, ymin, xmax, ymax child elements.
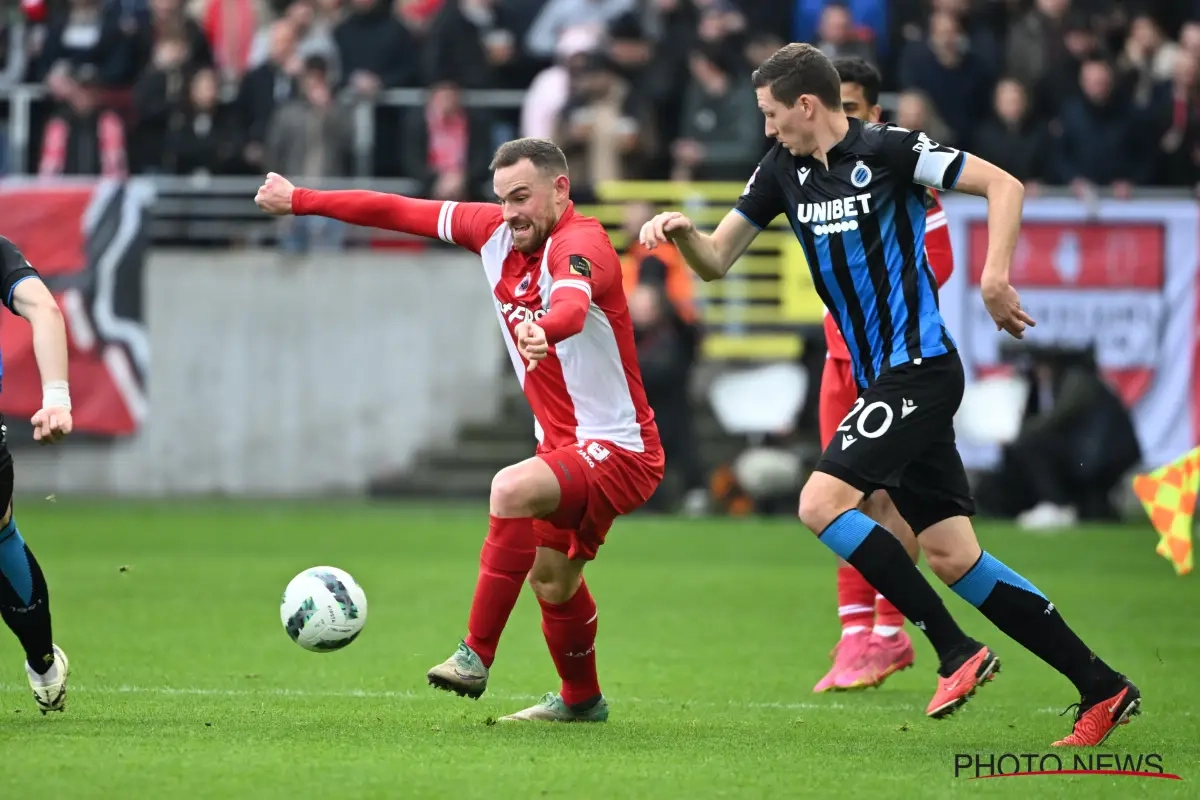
<box><xmin>819</xmin><ymin>356</ymin><xmax>859</xmax><ymax>450</ymax></box>
<box><xmin>536</xmin><ymin>440</ymin><xmax>665</xmax><ymax>562</ymax></box>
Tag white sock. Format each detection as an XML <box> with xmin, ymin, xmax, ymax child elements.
<box><xmin>25</xmin><ymin>657</ymin><xmax>58</xmax><ymax>683</ymax></box>
<box><xmin>873</xmin><ymin>624</ymin><xmax>901</xmax><ymax>637</ymax></box>
<box><xmin>841</xmin><ymin>625</ymin><xmax>867</xmax><ymax>638</ymax></box>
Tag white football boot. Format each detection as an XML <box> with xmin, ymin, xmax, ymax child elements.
<box><xmin>26</xmin><ymin>644</ymin><xmax>69</xmax><ymax>714</ymax></box>
<box><xmin>427</xmin><ymin>641</ymin><xmax>489</xmax><ymax>699</ymax></box>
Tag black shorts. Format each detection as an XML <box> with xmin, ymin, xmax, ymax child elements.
<box><xmin>814</xmin><ymin>351</ymin><xmax>975</xmax><ymax>534</ymax></box>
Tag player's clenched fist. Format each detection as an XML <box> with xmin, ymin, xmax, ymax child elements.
<box><xmin>31</xmin><ymin>407</ymin><xmax>72</xmax><ymax>444</ymax></box>
<box><xmin>639</xmin><ymin>212</ymin><xmax>695</xmax><ymax>249</ymax></box>
<box><xmin>514</xmin><ymin>320</ymin><xmax>548</xmax><ymax>371</ymax></box>
<box><xmin>255</xmin><ymin>172</ymin><xmax>296</xmax><ymax>215</ymax></box>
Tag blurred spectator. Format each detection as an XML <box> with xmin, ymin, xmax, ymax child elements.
<box><xmin>1181</xmin><ymin>20</ymin><xmax>1200</xmax><ymax>62</ymax></box>
<box><xmin>621</xmin><ymin>201</ymin><xmax>705</xmax><ymax>514</ymax></box>
<box><xmin>203</xmin><ymin>0</ymin><xmax>259</xmax><ymax>82</ymax></box>
<box><xmin>525</xmin><ymin>0</ymin><xmax>635</xmax><ymax>61</ymax></box>
<box><xmin>237</xmin><ymin>19</ymin><xmax>301</xmax><ymax>174</ymax></box>
<box><xmin>333</xmin><ymin>0</ymin><xmax>418</xmax><ymax>97</ymax></box>
<box><xmin>1005</xmin><ymin>0</ymin><xmax>1070</xmax><ymax>92</ymax></box>
<box><xmin>519</xmin><ymin>26</ymin><xmax>601</xmax><ymax>140</ymax></box>
<box><xmin>1120</xmin><ymin>11</ymin><xmax>1179</xmax><ymax>107</ymax></box>
<box><xmin>638</xmin><ymin>0</ymin><xmax>701</xmax><ymax>178</ymax></box>
<box><xmin>793</xmin><ymin>0</ymin><xmax>888</xmax><ymax>62</ymax></box>
<box><xmin>403</xmin><ymin>80</ymin><xmax>493</xmax><ymax>201</ymax></box>
<box><xmin>1156</xmin><ymin>51</ymin><xmax>1200</xmax><ymax>188</ymax></box>
<box><xmin>605</xmin><ymin>11</ymin><xmax>653</xmax><ymax>85</ymax></box>
<box><xmin>130</xmin><ymin>27</ymin><xmax>193</xmax><ymax>172</ymax></box>
<box><xmin>31</xmin><ymin>0</ymin><xmax>140</xmax><ymax>86</ymax></box>
<box><xmin>815</xmin><ymin>3</ymin><xmax>874</xmax><ymax>64</ymax></box>
<box><xmin>1031</xmin><ymin>12</ymin><xmax>1098</xmax><ymax>125</ymax></box>
<box><xmin>899</xmin><ymin>11</ymin><xmax>992</xmax><ymax>146</ymax></box>
<box><xmin>38</xmin><ymin>63</ymin><xmax>127</xmax><ymax>176</ymax></box>
<box><xmin>266</xmin><ymin>55</ymin><xmax>353</xmax><ymax>251</ymax></box>
<box><xmin>1055</xmin><ymin>56</ymin><xmax>1149</xmax><ymax>197</ymax></box>
<box><xmin>893</xmin><ymin>89</ymin><xmax>952</xmax><ymax>146</ymax></box>
<box><xmin>971</xmin><ymin>78</ymin><xmax>1048</xmax><ymax>188</ymax></box>
<box><xmin>250</xmin><ymin>0</ymin><xmax>341</xmax><ymax>83</ymax></box>
<box><xmin>671</xmin><ymin>44</ymin><xmax>764</xmax><ymax>182</ymax></box>
<box><xmin>168</xmin><ymin>66</ymin><xmax>244</xmax><ymax>175</ymax></box>
<box><xmin>425</xmin><ymin>0</ymin><xmax>526</xmax><ymax>89</ymax></box>
<box><xmin>140</xmin><ymin>0</ymin><xmax>212</xmax><ymax>74</ymax></box>
<box><xmin>693</xmin><ymin>1</ymin><xmax>747</xmax><ymax>72</ymax></box>
<box><xmin>555</xmin><ymin>52</ymin><xmax>649</xmax><ymax>191</ymax></box>
<box><xmin>976</xmin><ymin>345</ymin><xmax>1141</xmax><ymax>529</ymax></box>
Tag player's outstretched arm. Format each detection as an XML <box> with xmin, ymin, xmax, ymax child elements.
<box><xmin>6</xmin><ymin>268</ymin><xmax>72</xmax><ymax>443</ymax></box>
<box><xmin>951</xmin><ymin>155</ymin><xmax>1035</xmax><ymax>339</ymax></box>
<box><xmin>254</xmin><ymin>173</ymin><xmax>498</xmax><ymax>253</ymax></box>
<box><xmin>639</xmin><ymin>209</ymin><xmax>759</xmax><ymax>282</ymax></box>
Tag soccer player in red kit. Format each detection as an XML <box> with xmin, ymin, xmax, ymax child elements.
<box><xmin>254</xmin><ymin>138</ymin><xmax>663</xmax><ymax>723</ymax></box>
<box><xmin>812</xmin><ymin>58</ymin><xmax>957</xmax><ymax>693</ymax></box>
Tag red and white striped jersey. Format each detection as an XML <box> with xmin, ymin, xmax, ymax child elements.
<box><xmin>292</xmin><ymin>189</ymin><xmax>661</xmax><ymax>454</ymax></box>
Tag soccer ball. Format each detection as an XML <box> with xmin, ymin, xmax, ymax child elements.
<box><xmin>280</xmin><ymin>566</ymin><xmax>368</xmax><ymax>652</ymax></box>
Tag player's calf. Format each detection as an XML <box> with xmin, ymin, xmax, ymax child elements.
<box><xmin>0</xmin><ymin>513</ymin><xmax>64</xmax><ymax>713</ymax></box>
<box><xmin>529</xmin><ymin>547</ymin><xmax>603</xmax><ymax>712</ymax></box>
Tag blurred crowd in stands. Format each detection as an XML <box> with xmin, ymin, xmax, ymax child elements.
<box><xmin>0</xmin><ymin>0</ymin><xmax>1198</xmax><ymax>196</ymax></box>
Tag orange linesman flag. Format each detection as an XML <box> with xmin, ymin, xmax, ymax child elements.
<box><xmin>1131</xmin><ymin>447</ymin><xmax>1200</xmax><ymax>576</ymax></box>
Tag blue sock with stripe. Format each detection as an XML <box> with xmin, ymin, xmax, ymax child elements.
<box><xmin>950</xmin><ymin>552</ymin><xmax>1119</xmax><ymax>696</ymax></box>
<box><xmin>819</xmin><ymin>510</ymin><xmax>974</xmax><ymax>667</ymax></box>
<box><xmin>0</xmin><ymin>518</ymin><xmax>55</xmax><ymax>672</ymax></box>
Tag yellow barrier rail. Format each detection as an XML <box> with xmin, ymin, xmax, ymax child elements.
<box><xmin>584</xmin><ymin>180</ymin><xmax>825</xmax><ymax>361</ymax></box>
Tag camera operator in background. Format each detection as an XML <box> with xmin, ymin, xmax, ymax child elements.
<box><xmin>976</xmin><ymin>344</ymin><xmax>1142</xmax><ymax>530</ymax></box>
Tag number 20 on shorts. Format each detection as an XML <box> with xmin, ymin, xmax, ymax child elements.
<box><xmin>837</xmin><ymin>397</ymin><xmax>895</xmax><ymax>440</ymax></box>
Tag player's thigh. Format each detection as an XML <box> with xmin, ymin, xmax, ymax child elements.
<box><xmin>818</xmin><ymin>357</ymin><xmax>859</xmax><ymax>450</ymax></box>
<box><xmin>536</xmin><ymin>441</ymin><xmax>664</xmax><ymax>562</ymax></box>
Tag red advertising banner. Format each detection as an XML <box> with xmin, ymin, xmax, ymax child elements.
<box><xmin>0</xmin><ymin>181</ymin><xmax>150</xmax><ymax>436</ymax></box>
<box><xmin>943</xmin><ymin>196</ymin><xmax>1198</xmax><ymax>472</ymax></box>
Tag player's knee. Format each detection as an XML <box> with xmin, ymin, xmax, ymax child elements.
<box><xmin>489</xmin><ymin>467</ymin><xmax>528</xmax><ymax>516</ymax></box>
<box><xmin>798</xmin><ymin>473</ymin><xmax>856</xmax><ymax>534</ymax></box>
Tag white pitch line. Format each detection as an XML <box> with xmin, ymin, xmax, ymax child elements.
<box><xmin>0</xmin><ymin>683</ymin><xmax>1117</xmax><ymax>715</ymax></box>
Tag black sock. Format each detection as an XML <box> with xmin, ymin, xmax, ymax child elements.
<box><xmin>0</xmin><ymin>519</ymin><xmax>54</xmax><ymax>673</ymax></box>
<box><xmin>951</xmin><ymin>552</ymin><xmax>1120</xmax><ymax>697</ymax></box>
<box><xmin>819</xmin><ymin>510</ymin><xmax>974</xmax><ymax>668</ymax></box>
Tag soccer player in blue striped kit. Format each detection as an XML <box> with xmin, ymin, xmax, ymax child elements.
<box><xmin>0</xmin><ymin>236</ymin><xmax>73</xmax><ymax>714</ymax></box>
<box><xmin>640</xmin><ymin>43</ymin><xmax>1140</xmax><ymax>747</ymax></box>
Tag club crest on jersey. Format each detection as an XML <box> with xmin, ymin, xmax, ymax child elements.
<box><xmin>568</xmin><ymin>255</ymin><xmax>592</xmax><ymax>278</ymax></box>
<box><xmin>515</xmin><ymin>272</ymin><xmax>533</xmax><ymax>295</ymax></box>
<box><xmin>850</xmin><ymin>161</ymin><xmax>872</xmax><ymax>188</ymax></box>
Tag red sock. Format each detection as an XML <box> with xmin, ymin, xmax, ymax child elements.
<box><xmin>874</xmin><ymin>594</ymin><xmax>906</xmax><ymax>630</ymax></box>
<box><xmin>464</xmin><ymin>515</ymin><xmax>535</xmax><ymax>668</ymax></box>
<box><xmin>538</xmin><ymin>578</ymin><xmax>600</xmax><ymax>706</ymax></box>
<box><xmin>836</xmin><ymin>564</ymin><xmax>875</xmax><ymax>634</ymax></box>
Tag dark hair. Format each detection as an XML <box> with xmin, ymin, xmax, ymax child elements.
<box><xmin>303</xmin><ymin>54</ymin><xmax>329</xmax><ymax>78</ymax></box>
<box><xmin>751</xmin><ymin>42</ymin><xmax>841</xmax><ymax>109</ymax></box>
<box><xmin>489</xmin><ymin>137</ymin><xmax>569</xmax><ymax>175</ymax></box>
<box><xmin>833</xmin><ymin>57</ymin><xmax>881</xmax><ymax>106</ymax></box>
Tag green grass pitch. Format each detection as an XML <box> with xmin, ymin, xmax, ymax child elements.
<box><xmin>0</xmin><ymin>500</ymin><xmax>1196</xmax><ymax>798</ymax></box>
